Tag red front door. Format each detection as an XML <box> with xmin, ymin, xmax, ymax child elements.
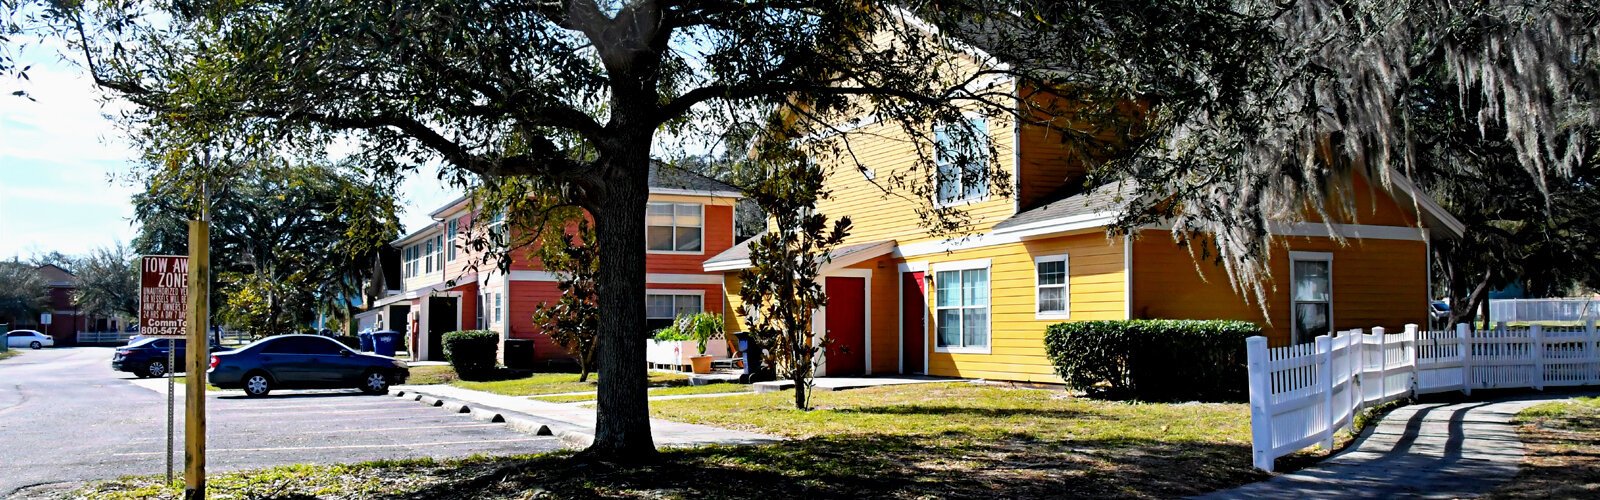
<box><xmin>824</xmin><ymin>276</ymin><xmax>866</xmax><ymax>376</ymax></box>
<box><xmin>902</xmin><ymin>271</ymin><xmax>926</xmax><ymax>374</ymax></box>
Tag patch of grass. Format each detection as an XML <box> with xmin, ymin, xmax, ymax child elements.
<box><xmin>407</xmin><ymin>364</ymin><xmax>460</xmax><ymax>385</ymax></box>
<box><xmin>1490</xmin><ymin>396</ymin><xmax>1600</xmax><ymax>498</ymax></box>
<box><xmin>454</xmin><ymin>371</ymin><xmax>689</xmax><ymax>396</ymax></box>
<box><xmin>0</xmin><ymin>350</ymin><xmax>19</xmax><ymax>362</ymax></box>
<box><xmin>531</xmin><ymin>382</ymin><xmax>750</xmax><ymax>403</ymax></box>
<box><xmin>77</xmin><ymin>383</ymin><xmax>1266</xmax><ymax>499</ymax></box>
<box><xmin>163</xmin><ymin>377</ymin><xmax>222</xmax><ymax>391</ymax></box>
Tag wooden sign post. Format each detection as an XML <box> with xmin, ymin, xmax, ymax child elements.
<box><xmin>185</xmin><ymin>220</ymin><xmax>209</xmax><ymax>499</ymax></box>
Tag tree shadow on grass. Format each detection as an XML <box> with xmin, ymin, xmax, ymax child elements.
<box><xmin>391</xmin><ymin>432</ymin><xmax>1264</xmax><ymax>500</ymax></box>
<box><xmin>830</xmin><ymin>404</ymin><xmax>1087</xmax><ymax>420</ymax></box>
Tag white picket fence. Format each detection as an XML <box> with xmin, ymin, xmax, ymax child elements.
<box><xmin>1488</xmin><ymin>298</ymin><xmax>1600</xmax><ymax>322</ymax></box>
<box><xmin>1247</xmin><ymin>321</ymin><xmax>1600</xmax><ymax>471</ymax></box>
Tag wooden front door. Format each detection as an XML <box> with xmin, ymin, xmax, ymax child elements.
<box><xmin>824</xmin><ymin>277</ymin><xmax>866</xmax><ymax>376</ymax></box>
<box><xmin>902</xmin><ymin>271</ymin><xmax>926</xmax><ymax>374</ymax></box>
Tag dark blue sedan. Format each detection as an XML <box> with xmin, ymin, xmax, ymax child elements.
<box><xmin>208</xmin><ymin>335</ymin><xmax>409</xmax><ymax>397</ymax></box>
<box><xmin>113</xmin><ymin>338</ymin><xmax>220</xmax><ymax>378</ymax></box>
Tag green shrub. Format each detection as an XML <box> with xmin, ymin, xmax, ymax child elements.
<box><xmin>442</xmin><ymin>330</ymin><xmax>500</xmax><ymax>376</ymax></box>
<box><xmin>1044</xmin><ymin>319</ymin><xmax>1259</xmax><ymax>402</ymax></box>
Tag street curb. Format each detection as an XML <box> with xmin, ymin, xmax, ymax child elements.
<box><xmin>394</xmin><ymin>389</ymin><xmax>593</xmax><ymax>449</ymax></box>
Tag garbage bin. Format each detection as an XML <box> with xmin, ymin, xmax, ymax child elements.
<box><xmin>503</xmin><ymin>339</ymin><xmax>535</xmax><ymax>370</ymax></box>
<box><xmin>736</xmin><ymin>334</ymin><xmax>755</xmax><ymax>376</ymax></box>
<box><xmin>370</xmin><ymin>330</ymin><xmax>401</xmax><ymax>357</ymax></box>
<box><xmin>358</xmin><ymin>331</ymin><xmax>374</xmax><ymax>352</ymax></box>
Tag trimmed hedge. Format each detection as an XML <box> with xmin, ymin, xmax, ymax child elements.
<box><xmin>442</xmin><ymin>330</ymin><xmax>500</xmax><ymax>376</ymax></box>
<box><xmin>1043</xmin><ymin>319</ymin><xmax>1259</xmax><ymax>402</ymax></box>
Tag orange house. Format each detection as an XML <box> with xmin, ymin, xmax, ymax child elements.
<box><xmin>372</xmin><ymin>163</ymin><xmax>741</xmax><ymax>364</ymax></box>
<box><xmin>705</xmin><ymin>19</ymin><xmax>1464</xmax><ymax>383</ymax></box>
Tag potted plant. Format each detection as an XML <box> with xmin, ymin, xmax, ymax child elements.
<box><xmin>678</xmin><ymin>312</ymin><xmax>724</xmax><ymax>374</ymax></box>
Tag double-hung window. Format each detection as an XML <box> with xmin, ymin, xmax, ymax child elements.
<box><xmin>446</xmin><ymin>218</ymin><xmax>459</xmax><ymax>262</ymax></box>
<box><xmin>424</xmin><ymin>239</ymin><xmax>435</xmax><ymax>274</ymax></box>
<box><xmin>404</xmin><ymin>245</ymin><xmax>419</xmax><ymax>278</ymax></box>
<box><xmin>475</xmin><ymin>292</ymin><xmax>485</xmax><ymax>328</ymax></box>
<box><xmin>1035</xmin><ymin>254</ymin><xmax>1069</xmax><ymax>319</ymax></box>
<box><xmin>645</xmin><ymin>291</ymin><xmax>702</xmax><ymax>331</ymax></box>
<box><xmin>646</xmin><ymin>203</ymin><xmax>703</xmax><ymax>253</ymax></box>
<box><xmin>494</xmin><ymin>292</ymin><xmax>503</xmax><ymax>324</ymax></box>
<box><xmin>432</xmin><ymin>235</ymin><xmax>444</xmax><ymax>270</ymax></box>
<box><xmin>934</xmin><ymin>115</ymin><xmax>990</xmax><ymax>205</ymax></box>
<box><xmin>1290</xmin><ymin>252</ymin><xmax>1333</xmax><ymax>344</ymax></box>
<box><xmin>934</xmin><ymin>259</ymin><xmax>990</xmax><ymax>352</ymax></box>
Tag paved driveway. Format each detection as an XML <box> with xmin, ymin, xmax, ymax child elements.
<box><xmin>0</xmin><ymin>346</ymin><xmax>559</xmax><ymax>497</ymax></box>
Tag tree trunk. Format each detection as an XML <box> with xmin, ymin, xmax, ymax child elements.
<box><xmin>583</xmin><ymin>157</ymin><xmax>656</xmax><ymax>460</ymax></box>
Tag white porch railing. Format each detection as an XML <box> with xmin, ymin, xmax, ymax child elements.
<box><xmin>1247</xmin><ymin>321</ymin><xmax>1600</xmax><ymax>471</ymax></box>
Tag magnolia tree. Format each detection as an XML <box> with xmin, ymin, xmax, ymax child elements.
<box><xmin>532</xmin><ymin>217</ymin><xmax>603</xmax><ymax>383</ymax></box>
<box><xmin>19</xmin><ymin>0</ymin><xmax>1592</xmax><ymax>459</ymax></box>
<box><xmin>737</xmin><ymin>154</ymin><xmax>851</xmax><ymax>410</ymax></box>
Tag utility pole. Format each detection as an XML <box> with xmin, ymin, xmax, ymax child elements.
<box><xmin>184</xmin><ymin>171</ymin><xmax>211</xmax><ymax>499</ymax></box>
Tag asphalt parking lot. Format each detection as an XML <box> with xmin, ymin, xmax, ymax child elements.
<box><xmin>0</xmin><ymin>347</ymin><xmax>561</xmax><ymax>497</ymax></box>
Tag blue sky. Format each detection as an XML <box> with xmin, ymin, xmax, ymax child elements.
<box><xmin>0</xmin><ymin>40</ymin><xmax>458</xmax><ymax>260</ymax></box>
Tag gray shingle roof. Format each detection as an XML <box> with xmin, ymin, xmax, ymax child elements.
<box><xmin>993</xmin><ymin>182</ymin><xmax>1136</xmax><ymax>232</ymax></box>
<box><xmin>650</xmin><ymin>162</ymin><xmax>739</xmax><ymax>194</ymax></box>
<box><xmin>703</xmin><ymin>238</ymin><xmax>895</xmax><ymax>270</ymax></box>
<box><xmin>704</xmin><ymin>237</ymin><xmax>755</xmax><ymax>267</ymax></box>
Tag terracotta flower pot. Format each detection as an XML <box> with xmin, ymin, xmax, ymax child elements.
<box><xmin>690</xmin><ymin>354</ymin><xmax>713</xmax><ymax>374</ymax></box>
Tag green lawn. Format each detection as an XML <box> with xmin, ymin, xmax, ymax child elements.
<box><xmin>406</xmin><ymin>365</ymin><xmax>460</xmax><ymax>385</ymax></box>
<box><xmin>532</xmin><ymin>382</ymin><xmax>751</xmax><ymax>403</ymax></box>
<box><xmin>453</xmin><ymin>371</ymin><xmax>689</xmax><ymax>396</ymax></box>
<box><xmin>0</xmin><ymin>350</ymin><xmax>19</xmax><ymax>362</ymax></box>
<box><xmin>1490</xmin><ymin>395</ymin><xmax>1600</xmax><ymax>498</ymax></box>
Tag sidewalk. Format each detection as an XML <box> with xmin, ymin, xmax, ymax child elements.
<box><xmin>393</xmin><ymin>384</ymin><xmax>779</xmax><ymax>449</ymax></box>
<box><xmin>1198</xmin><ymin>393</ymin><xmax>1584</xmax><ymax>499</ymax></box>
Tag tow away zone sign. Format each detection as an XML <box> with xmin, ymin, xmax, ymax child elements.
<box><xmin>140</xmin><ymin>255</ymin><xmax>189</xmax><ymax>339</ymax></box>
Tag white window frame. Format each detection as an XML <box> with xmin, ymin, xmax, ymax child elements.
<box><xmin>475</xmin><ymin>291</ymin><xmax>485</xmax><ymax>329</ymax></box>
<box><xmin>433</xmin><ymin>235</ymin><xmax>445</xmax><ymax>271</ymax></box>
<box><xmin>933</xmin><ymin>113</ymin><xmax>991</xmax><ymax>207</ymax></box>
<box><xmin>645</xmin><ymin>289</ymin><xmax>705</xmax><ymax>326</ymax></box>
<box><xmin>1289</xmin><ymin>251</ymin><xmax>1334</xmax><ymax>345</ymax></box>
<box><xmin>1034</xmin><ymin>254</ymin><xmax>1070</xmax><ymax>320</ymax></box>
<box><xmin>645</xmin><ymin>202</ymin><xmax>706</xmax><ymax>255</ymax></box>
<box><xmin>447</xmin><ymin>218</ymin><xmax>459</xmax><ymax>262</ymax></box>
<box><xmin>494</xmin><ymin>292</ymin><xmax>504</xmax><ymax>324</ymax></box>
<box><xmin>424</xmin><ymin>239</ymin><xmax>435</xmax><ymax>274</ymax></box>
<box><xmin>404</xmin><ymin>245</ymin><xmax>419</xmax><ymax>278</ymax></box>
<box><xmin>931</xmin><ymin>258</ymin><xmax>992</xmax><ymax>354</ymax></box>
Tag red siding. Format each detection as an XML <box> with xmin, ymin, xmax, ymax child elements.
<box><xmin>506</xmin><ymin>281</ymin><xmax>569</xmax><ymax>361</ymax></box>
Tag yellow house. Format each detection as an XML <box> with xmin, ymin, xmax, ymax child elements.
<box><xmin>703</xmin><ymin>21</ymin><xmax>1464</xmax><ymax>384</ymax></box>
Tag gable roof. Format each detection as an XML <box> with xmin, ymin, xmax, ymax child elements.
<box><xmin>992</xmin><ymin>182</ymin><xmax>1134</xmax><ymax>237</ymax></box>
<box><xmin>36</xmin><ymin>264</ymin><xmax>77</xmax><ymax>288</ymax></box>
<box><xmin>649</xmin><ymin>162</ymin><xmax>741</xmax><ymax>197</ymax></box>
<box><xmin>704</xmin><ymin>238</ymin><xmax>896</xmax><ymax>273</ymax></box>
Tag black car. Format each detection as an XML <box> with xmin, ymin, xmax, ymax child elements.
<box><xmin>208</xmin><ymin>334</ymin><xmax>409</xmax><ymax>397</ymax></box>
<box><xmin>113</xmin><ymin>338</ymin><xmax>220</xmax><ymax>378</ymax></box>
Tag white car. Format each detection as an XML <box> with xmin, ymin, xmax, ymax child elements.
<box><xmin>6</xmin><ymin>330</ymin><xmax>54</xmax><ymax>349</ymax></box>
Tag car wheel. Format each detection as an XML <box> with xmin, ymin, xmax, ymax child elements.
<box><xmin>243</xmin><ymin>372</ymin><xmax>273</xmax><ymax>397</ymax></box>
<box><xmin>30</xmin><ymin>341</ymin><xmax>41</xmax><ymax>350</ymax></box>
<box><xmin>360</xmin><ymin>371</ymin><xmax>390</xmax><ymax>395</ymax></box>
<box><xmin>145</xmin><ymin>361</ymin><xmax>167</xmax><ymax>378</ymax></box>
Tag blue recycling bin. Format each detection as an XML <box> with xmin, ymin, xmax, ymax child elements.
<box><xmin>358</xmin><ymin>331</ymin><xmax>374</xmax><ymax>352</ymax></box>
<box><xmin>370</xmin><ymin>330</ymin><xmax>401</xmax><ymax>357</ymax></box>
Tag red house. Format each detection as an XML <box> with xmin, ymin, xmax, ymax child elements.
<box><xmin>368</xmin><ymin>163</ymin><xmax>741</xmax><ymax>365</ymax></box>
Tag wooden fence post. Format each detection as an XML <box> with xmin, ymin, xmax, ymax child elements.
<box><xmin>1374</xmin><ymin>327</ymin><xmax>1387</xmax><ymax>401</ymax></box>
<box><xmin>1317</xmin><ymin>334</ymin><xmax>1335</xmax><ymax>450</ymax></box>
<box><xmin>1405</xmin><ymin>324</ymin><xmax>1420</xmax><ymax>396</ymax></box>
<box><xmin>1246</xmin><ymin>336</ymin><xmax>1274</xmax><ymax>472</ymax></box>
<box><xmin>1458</xmin><ymin>323</ymin><xmax>1473</xmax><ymax>395</ymax></box>
<box><xmin>1531</xmin><ymin>324</ymin><xmax>1545</xmax><ymax>391</ymax></box>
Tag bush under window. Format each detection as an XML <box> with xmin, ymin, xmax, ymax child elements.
<box><xmin>442</xmin><ymin>330</ymin><xmax>500</xmax><ymax>377</ymax></box>
<box><xmin>1043</xmin><ymin>319</ymin><xmax>1259</xmax><ymax>401</ymax></box>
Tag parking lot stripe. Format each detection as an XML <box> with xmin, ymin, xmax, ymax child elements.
<box><xmin>112</xmin><ymin>438</ymin><xmax>551</xmax><ymax>456</ymax></box>
<box><xmin>213</xmin><ymin>407</ymin><xmax>414</xmax><ymax>417</ymax></box>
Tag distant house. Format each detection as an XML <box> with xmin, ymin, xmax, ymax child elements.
<box><xmin>9</xmin><ymin>264</ymin><xmax>124</xmax><ymax>345</ymax></box>
<box><xmin>368</xmin><ymin>163</ymin><xmax>740</xmax><ymax>364</ymax></box>
<box><xmin>702</xmin><ymin>14</ymin><xmax>1465</xmax><ymax>383</ymax></box>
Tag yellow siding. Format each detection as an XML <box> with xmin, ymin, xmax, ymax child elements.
<box><xmin>722</xmin><ymin>274</ymin><xmax>748</xmax><ymax>334</ymax></box>
<box><xmin>811</xmin><ymin>114</ymin><xmax>1018</xmax><ymax>248</ymax></box>
<box><xmin>908</xmin><ymin>233</ymin><xmax>1126</xmax><ymax>383</ymax></box>
<box><xmin>1130</xmin><ymin>235</ymin><xmax>1429</xmax><ymax>346</ymax></box>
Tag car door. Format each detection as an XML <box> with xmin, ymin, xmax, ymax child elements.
<box><xmin>299</xmin><ymin>337</ymin><xmax>357</xmax><ymax>385</ymax></box>
<box><xmin>4</xmin><ymin>333</ymin><xmax>20</xmax><ymax>348</ymax></box>
<box><xmin>257</xmin><ymin>337</ymin><xmax>313</xmax><ymax>384</ymax></box>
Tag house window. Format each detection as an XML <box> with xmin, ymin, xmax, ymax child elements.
<box><xmin>404</xmin><ymin>245</ymin><xmax>419</xmax><ymax>278</ymax></box>
<box><xmin>646</xmin><ymin>203</ymin><xmax>703</xmax><ymax>253</ymax></box>
<box><xmin>433</xmin><ymin>235</ymin><xmax>444</xmax><ymax>270</ymax></box>
<box><xmin>475</xmin><ymin>292</ymin><xmax>484</xmax><ymax>329</ymax></box>
<box><xmin>447</xmin><ymin>218</ymin><xmax>459</xmax><ymax>262</ymax></box>
<box><xmin>1035</xmin><ymin>254</ymin><xmax>1069</xmax><ymax>319</ymax></box>
<box><xmin>494</xmin><ymin>292</ymin><xmax>503</xmax><ymax>324</ymax></box>
<box><xmin>424</xmin><ymin>239</ymin><xmax>435</xmax><ymax>273</ymax></box>
<box><xmin>645</xmin><ymin>292</ymin><xmax>702</xmax><ymax>331</ymax></box>
<box><xmin>934</xmin><ymin>260</ymin><xmax>990</xmax><ymax>351</ymax></box>
<box><xmin>1291</xmin><ymin>252</ymin><xmax>1333</xmax><ymax>344</ymax></box>
<box><xmin>934</xmin><ymin>115</ymin><xmax>990</xmax><ymax>205</ymax></box>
